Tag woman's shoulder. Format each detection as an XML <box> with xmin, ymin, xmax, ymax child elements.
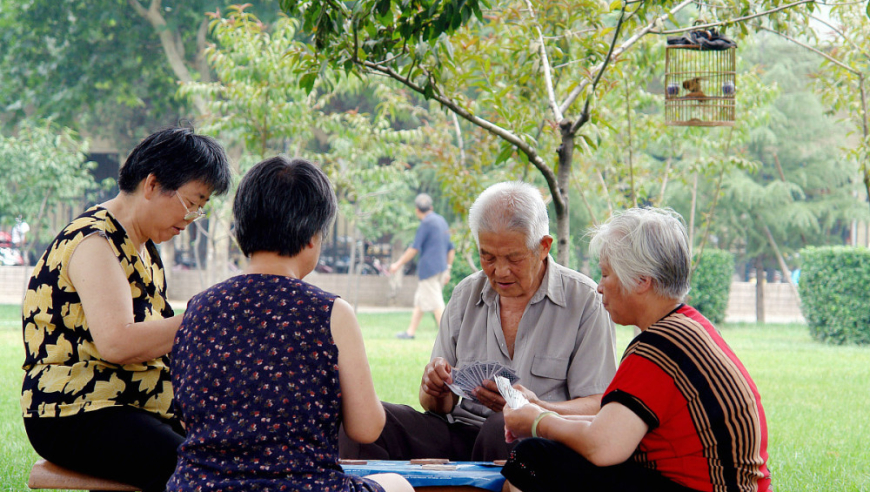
<box><xmin>190</xmin><ymin>274</ymin><xmax>338</xmax><ymax>306</ymax></box>
<box><xmin>60</xmin><ymin>206</ymin><xmax>116</xmax><ymax>235</ymax></box>
<box><xmin>30</xmin><ymin>207</ymin><xmax>116</xmax><ymax>275</ymax></box>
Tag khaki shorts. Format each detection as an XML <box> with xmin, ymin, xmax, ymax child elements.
<box><xmin>414</xmin><ymin>273</ymin><xmax>446</xmax><ymax>312</ymax></box>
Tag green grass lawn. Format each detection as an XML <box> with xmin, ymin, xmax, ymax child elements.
<box><xmin>2</xmin><ymin>307</ymin><xmax>869</xmax><ymax>491</ymax></box>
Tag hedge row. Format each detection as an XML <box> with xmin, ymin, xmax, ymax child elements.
<box><xmin>800</xmin><ymin>246</ymin><xmax>870</xmax><ymax>345</ymax></box>
<box><xmin>689</xmin><ymin>248</ymin><xmax>734</xmax><ymax>325</ymax></box>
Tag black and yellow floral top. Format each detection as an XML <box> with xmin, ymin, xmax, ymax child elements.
<box><xmin>21</xmin><ymin>206</ymin><xmax>176</xmax><ymax>420</ymax></box>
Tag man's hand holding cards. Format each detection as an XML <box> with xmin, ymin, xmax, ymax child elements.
<box><xmin>445</xmin><ymin>361</ymin><xmax>520</xmax><ymax>404</ymax></box>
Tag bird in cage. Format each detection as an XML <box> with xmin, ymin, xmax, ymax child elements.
<box><xmin>682</xmin><ymin>77</ymin><xmax>707</xmax><ymax>101</ymax></box>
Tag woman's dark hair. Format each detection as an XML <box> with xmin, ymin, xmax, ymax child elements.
<box><xmin>118</xmin><ymin>127</ymin><xmax>232</xmax><ymax>195</ymax></box>
<box><xmin>234</xmin><ymin>156</ymin><xmax>337</xmax><ymax>258</ymax></box>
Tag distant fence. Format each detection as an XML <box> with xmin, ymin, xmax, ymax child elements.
<box><xmin>167</xmin><ymin>270</ymin><xmax>417</xmax><ymax>309</ymax></box>
<box><xmin>0</xmin><ymin>266</ymin><xmax>28</xmax><ymax>305</ymax></box>
<box><xmin>725</xmin><ymin>281</ymin><xmax>804</xmax><ymax>323</ymax></box>
<box><xmin>2</xmin><ymin>266</ymin><xmax>802</xmax><ymax>322</ymax></box>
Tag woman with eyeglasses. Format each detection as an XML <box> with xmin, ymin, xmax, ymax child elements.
<box><xmin>21</xmin><ymin>127</ymin><xmax>232</xmax><ymax>492</ymax></box>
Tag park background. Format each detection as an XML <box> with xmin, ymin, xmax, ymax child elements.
<box><xmin>2</xmin><ymin>0</ymin><xmax>870</xmax><ymax>490</ymax></box>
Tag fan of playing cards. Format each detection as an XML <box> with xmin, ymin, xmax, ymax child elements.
<box><xmin>445</xmin><ymin>361</ymin><xmax>520</xmax><ymax>404</ymax></box>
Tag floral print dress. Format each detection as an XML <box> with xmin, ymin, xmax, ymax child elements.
<box><xmin>168</xmin><ymin>274</ymin><xmax>384</xmax><ymax>492</ymax></box>
<box><xmin>21</xmin><ymin>206</ymin><xmax>175</xmax><ymax>420</ymax></box>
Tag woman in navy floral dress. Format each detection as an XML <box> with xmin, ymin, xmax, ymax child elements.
<box><xmin>168</xmin><ymin>157</ymin><xmax>412</xmax><ymax>492</ymax></box>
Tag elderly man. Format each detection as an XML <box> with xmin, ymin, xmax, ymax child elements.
<box><xmin>340</xmin><ymin>181</ymin><xmax>617</xmax><ymax>461</ymax></box>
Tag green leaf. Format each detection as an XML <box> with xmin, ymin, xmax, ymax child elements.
<box><xmin>299</xmin><ymin>72</ymin><xmax>318</xmax><ymax>93</ymax></box>
<box><xmin>580</xmin><ymin>133</ymin><xmax>598</xmax><ymax>150</ymax></box>
<box><xmin>377</xmin><ymin>0</ymin><xmax>391</xmax><ymax>18</ymax></box>
<box><xmin>494</xmin><ymin>144</ymin><xmax>514</xmax><ymax>165</ymax></box>
<box><xmin>471</xmin><ymin>1</ymin><xmax>483</xmax><ymax>22</ymax></box>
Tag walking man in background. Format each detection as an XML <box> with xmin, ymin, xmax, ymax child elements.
<box><xmin>390</xmin><ymin>193</ymin><xmax>455</xmax><ymax>339</ymax></box>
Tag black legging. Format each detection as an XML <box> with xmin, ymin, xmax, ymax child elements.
<box><xmin>502</xmin><ymin>438</ymin><xmax>702</xmax><ymax>492</ymax></box>
<box><xmin>24</xmin><ymin>406</ymin><xmax>185</xmax><ymax>492</ymax></box>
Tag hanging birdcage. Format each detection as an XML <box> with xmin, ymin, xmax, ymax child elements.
<box><xmin>664</xmin><ymin>43</ymin><xmax>736</xmax><ymax>127</ymax></box>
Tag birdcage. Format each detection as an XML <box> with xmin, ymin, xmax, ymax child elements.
<box><xmin>664</xmin><ymin>45</ymin><xmax>736</xmax><ymax>126</ymax></box>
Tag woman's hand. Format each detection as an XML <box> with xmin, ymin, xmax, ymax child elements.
<box><xmin>503</xmin><ymin>403</ymin><xmax>547</xmax><ymax>441</ymax></box>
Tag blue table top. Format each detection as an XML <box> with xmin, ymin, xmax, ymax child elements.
<box><xmin>341</xmin><ymin>460</ymin><xmax>505</xmax><ymax>491</ymax></box>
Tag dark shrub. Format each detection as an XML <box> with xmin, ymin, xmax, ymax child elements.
<box><xmin>800</xmin><ymin>246</ymin><xmax>870</xmax><ymax>345</ymax></box>
<box><xmin>689</xmin><ymin>248</ymin><xmax>734</xmax><ymax>325</ymax></box>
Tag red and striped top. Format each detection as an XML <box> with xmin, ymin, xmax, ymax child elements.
<box><xmin>602</xmin><ymin>304</ymin><xmax>770</xmax><ymax>492</ymax></box>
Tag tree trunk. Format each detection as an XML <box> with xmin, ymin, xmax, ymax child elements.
<box><xmin>762</xmin><ymin>223</ymin><xmax>799</xmax><ymax>301</ymax></box>
<box><xmin>656</xmin><ymin>156</ymin><xmax>672</xmax><ymax>207</ymax></box>
<box><xmin>346</xmin><ymin>221</ymin><xmax>359</xmax><ymax>310</ymax></box>
<box><xmin>129</xmin><ymin>0</ymin><xmax>209</xmax><ymax>114</ymax></box>
<box><xmin>689</xmin><ymin>173</ymin><xmax>698</xmax><ymax>258</ymax></box>
<box><xmin>203</xmin><ymin>200</ymin><xmax>233</xmax><ymax>290</ymax></box>
<box><xmin>162</xmin><ymin>241</ymin><xmax>176</xmax><ymax>288</ymax></box>
<box><xmin>859</xmin><ymin>75</ymin><xmax>870</xmax><ymax>216</ymax></box>
<box><xmin>755</xmin><ymin>255</ymin><xmax>765</xmax><ymax>324</ymax></box>
<box><xmin>554</xmin><ymin>122</ymin><xmax>573</xmax><ymax>267</ymax></box>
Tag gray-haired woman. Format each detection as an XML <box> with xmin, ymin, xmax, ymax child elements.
<box><xmin>502</xmin><ymin>207</ymin><xmax>771</xmax><ymax>492</ymax></box>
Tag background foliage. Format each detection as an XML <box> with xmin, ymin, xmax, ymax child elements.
<box><xmin>0</xmin><ymin>120</ymin><xmax>106</xmax><ymax>258</ymax></box>
<box><xmin>800</xmin><ymin>246</ymin><xmax>870</xmax><ymax>345</ymax></box>
<box><xmin>689</xmin><ymin>248</ymin><xmax>735</xmax><ymax>324</ymax></box>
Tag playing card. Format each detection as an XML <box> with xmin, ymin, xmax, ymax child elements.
<box><xmin>446</xmin><ymin>361</ymin><xmax>521</xmax><ymax>404</ymax></box>
<box><xmin>445</xmin><ymin>381</ymin><xmax>474</xmax><ymax>401</ymax></box>
<box><xmin>495</xmin><ymin>375</ymin><xmax>529</xmax><ymax>409</ymax></box>
<box><xmin>495</xmin><ymin>366</ymin><xmax>520</xmax><ymax>384</ymax></box>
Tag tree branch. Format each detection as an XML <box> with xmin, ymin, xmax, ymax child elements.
<box><xmin>559</xmin><ymin>0</ymin><xmax>695</xmax><ymax>116</ymax></box>
<box><xmin>571</xmin><ymin>168</ymin><xmax>599</xmax><ymax>227</ymax></box>
<box><xmin>129</xmin><ymin>0</ymin><xmax>207</xmax><ymax>113</ymax></box>
<box><xmin>758</xmin><ymin>23</ymin><xmax>869</xmax><ymax>205</ymax></box>
<box><xmin>658</xmin><ymin>0</ymin><xmax>815</xmax><ymax>35</ymax></box>
<box><xmin>756</xmin><ymin>24</ymin><xmax>859</xmax><ymax>75</ymax></box>
<box><xmin>596</xmin><ymin>169</ymin><xmax>613</xmax><ymax>216</ymax></box>
<box><xmin>568</xmin><ymin>4</ymin><xmax>629</xmax><ymax>135</ymax></box>
<box><xmin>808</xmin><ymin>13</ymin><xmax>867</xmax><ymax>59</ymax></box>
<box><xmin>451</xmin><ymin>112</ymin><xmax>466</xmax><ymax>168</ymax></box>
<box><xmin>128</xmin><ymin>1</ymin><xmax>190</xmax><ymax>82</ymax></box>
<box><xmin>522</xmin><ymin>0</ymin><xmax>563</xmax><ymax>122</ymax></box>
<box><xmin>196</xmin><ymin>19</ymin><xmax>211</xmax><ymax>84</ymax></box>
<box><xmin>360</xmin><ymin>60</ymin><xmax>560</xmax><ymax>201</ymax></box>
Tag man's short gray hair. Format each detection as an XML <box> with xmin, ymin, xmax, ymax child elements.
<box><xmin>588</xmin><ymin>207</ymin><xmax>691</xmax><ymax>301</ymax></box>
<box><xmin>468</xmin><ymin>182</ymin><xmax>549</xmax><ymax>251</ymax></box>
<box><xmin>415</xmin><ymin>193</ymin><xmax>433</xmax><ymax>213</ymax></box>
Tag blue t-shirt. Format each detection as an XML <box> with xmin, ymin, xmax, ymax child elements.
<box><xmin>412</xmin><ymin>212</ymin><xmax>454</xmax><ymax>280</ymax></box>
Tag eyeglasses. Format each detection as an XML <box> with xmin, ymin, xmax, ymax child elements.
<box><xmin>175</xmin><ymin>191</ymin><xmax>206</xmax><ymax>222</ymax></box>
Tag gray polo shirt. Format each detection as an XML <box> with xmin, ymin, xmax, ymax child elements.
<box><xmin>432</xmin><ymin>256</ymin><xmax>617</xmax><ymax>425</ymax></box>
